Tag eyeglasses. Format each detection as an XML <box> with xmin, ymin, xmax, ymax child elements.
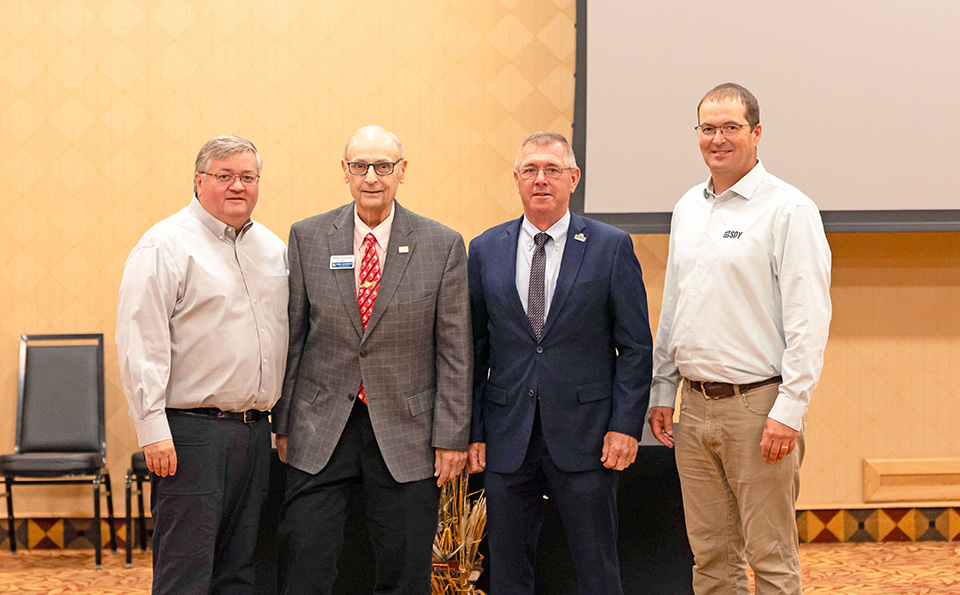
<box><xmin>346</xmin><ymin>160</ymin><xmax>402</xmax><ymax>176</ymax></box>
<box><xmin>516</xmin><ymin>166</ymin><xmax>574</xmax><ymax>180</ymax></box>
<box><xmin>200</xmin><ymin>172</ymin><xmax>260</xmax><ymax>186</ymax></box>
<box><xmin>694</xmin><ymin>123</ymin><xmax>751</xmax><ymax>138</ymax></box>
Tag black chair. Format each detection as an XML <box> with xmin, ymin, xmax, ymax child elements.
<box><xmin>0</xmin><ymin>334</ymin><xmax>117</xmax><ymax>569</ymax></box>
<box><xmin>124</xmin><ymin>451</ymin><xmax>149</xmax><ymax>568</ymax></box>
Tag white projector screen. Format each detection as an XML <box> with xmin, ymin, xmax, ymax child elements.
<box><xmin>572</xmin><ymin>1</ymin><xmax>960</xmax><ymax>233</ymax></box>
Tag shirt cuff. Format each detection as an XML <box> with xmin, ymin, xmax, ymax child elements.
<box><xmin>650</xmin><ymin>380</ymin><xmax>680</xmax><ymax>409</ymax></box>
<box><xmin>135</xmin><ymin>414</ymin><xmax>172</xmax><ymax>447</ymax></box>
<box><xmin>767</xmin><ymin>395</ymin><xmax>806</xmax><ymax>431</ymax></box>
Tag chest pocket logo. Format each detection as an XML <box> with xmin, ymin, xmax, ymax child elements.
<box><xmin>722</xmin><ymin>230</ymin><xmax>743</xmax><ymax>239</ymax></box>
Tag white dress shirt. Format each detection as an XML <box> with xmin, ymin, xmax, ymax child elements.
<box><xmin>516</xmin><ymin>210</ymin><xmax>570</xmax><ymax>319</ymax></box>
<box><xmin>116</xmin><ymin>198</ymin><xmax>289</xmax><ymax>446</ymax></box>
<box><xmin>650</xmin><ymin>161</ymin><xmax>832</xmax><ymax>430</ymax></box>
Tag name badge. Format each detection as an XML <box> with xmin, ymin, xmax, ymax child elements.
<box><xmin>330</xmin><ymin>255</ymin><xmax>355</xmax><ymax>269</ymax></box>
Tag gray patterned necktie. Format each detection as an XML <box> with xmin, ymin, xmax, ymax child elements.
<box><xmin>527</xmin><ymin>232</ymin><xmax>550</xmax><ymax>340</ymax></box>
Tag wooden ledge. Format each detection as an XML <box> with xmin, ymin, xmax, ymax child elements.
<box><xmin>863</xmin><ymin>458</ymin><xmax>960</xmax><ymax>503</ymax></box>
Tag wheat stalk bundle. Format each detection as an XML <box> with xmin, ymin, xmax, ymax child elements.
<box><xmin>430</xmin><ymin>471</ymin><xmax>487</xmax><ymax>594</ymax></box>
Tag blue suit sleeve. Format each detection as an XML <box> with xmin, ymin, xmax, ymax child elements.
<box><xmin>606</xmin><ymin>232</ymin><xmax>653</xmax><ymax>438</ymax></box>
<box><xmin>468</xmin><ymin>238</ymin><xmax>490</xmax><ymax>443</ymax></box>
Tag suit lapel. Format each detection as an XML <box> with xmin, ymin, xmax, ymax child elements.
<box><xmin>498</xmin><ymin>218</ymin><xmax>530</xmax><ymax>330</ymax></box>
<box><xmin>361</xmin><ymin>202</ymin><xmax>415</xmax><ymax>343</ymax></box>
<box><xmin>540</xmin><ymin>213</ymin><xmax>586</xmax><ymax>340</ymax></box>
<box><xmin>329</xmin><ymin>205</ymin><xmax>364</xmax><ymax>338</ymax></box>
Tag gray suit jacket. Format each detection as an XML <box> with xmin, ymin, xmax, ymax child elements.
<box><xmin>273</xmin><ymin>201</ymin><xmax>472</xmax><ymax>483</ymax></box>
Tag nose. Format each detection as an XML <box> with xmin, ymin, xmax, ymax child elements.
<box><xmin>364</xmin><ymin>166</ymin><xmax>379</xmax><ymax>183</ymax></box>
<box><xmin>535</xmin><ymin>168</ymin><xmax>549</xmax><ymax>182</ymax></box>
<box><xmin>229</xmin><ymin>175</ymin><xmax>245</xmax><ymax>190</ymax></box>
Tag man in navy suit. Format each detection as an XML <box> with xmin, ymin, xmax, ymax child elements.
<box><xmin>467</xmin><ymin>131</ymin><xmax>653</xmax><ymax>594</ymax></box>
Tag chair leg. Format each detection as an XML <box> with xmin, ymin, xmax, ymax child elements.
<box><xmin>4</xmin><ymin>479</ymin><xmax>15</xmax><ymax>554</ymax></box>
<box><xmin>136</xmin><ymin>474</ymin><xmax>147</xmax><ymax>552</ymax></box>
<box><xmin>93</xmin><ymin>474</ymin><xmax>102</xmax><ymax>570</ymax></box>
<box><xmin>125</xmin><ymin>471</ymin><xmax>133</xmax><ymax>568</ymax></box>
<box><xmin>104</xmin><ymin>473</ymin><xmax>117</xmax><ymax>554</ymax></box>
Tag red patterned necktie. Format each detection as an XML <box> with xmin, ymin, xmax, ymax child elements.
<box><xmin>357</xmin><ymin>233</ymin><xmax>381</xmax><ymax>403</ymax></box>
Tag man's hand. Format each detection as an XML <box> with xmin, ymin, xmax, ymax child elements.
<box><xmin>600</xmin><ymin>431</ymin><xmax>638</xmax><ymax>471</ymax></box>
<box><xmin>648</xmin><ymin>406</ymin><xmax>676</xmax><ymax>448</ymax></box>
<box><xmin>435</xmin><ymin>448</ymin><xmax>468</xmax><ymax>487</ymax></box>
<box><xmin>760</xmin><ymin>418</ymin><xmax>799</xmax><ymax>464</ymax></box>
<box><xmin>144</xmin><ymin>439</ymin><xmax>177</xmax><ymax>477</ymax></box>
<box><xmin>467</xmin><ymin>442</ymin><xmax>486</xmax><ymax>473</ymax></box>
<box><xmin>275</xmin><ymin>434</ymin><xmax>288</xmax><ymax>463</ymax></box>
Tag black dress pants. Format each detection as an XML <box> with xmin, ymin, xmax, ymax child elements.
<box><xmin>151</xmin><ymin>412</ymin><xmax>271</xmax><ymax>595</ymax></box>
<box><xmin>278</xmin><ymin>400</ymin><xmax>440</xmax><ymax>595</ymax></box>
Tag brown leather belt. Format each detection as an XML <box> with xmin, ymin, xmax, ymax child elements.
<box><xmin>688</xmin><ymin>376</ymin><xmax>782</xmax><ymax>400</ymax></box>
<box><xmin>171</xmin><ymin>407</ymin><xmax>266</xmax><ymax>424</ymax></box>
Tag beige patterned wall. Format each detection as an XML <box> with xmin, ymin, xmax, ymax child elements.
<box><xmin>0</xmin><ymin>0</ymin><xmax>575</xmax><ymax>516</ymax></box>
<box><xmin>1</xmin><ymin>1</ymin><xmax>959</xmax><ymax>517</ymax></box>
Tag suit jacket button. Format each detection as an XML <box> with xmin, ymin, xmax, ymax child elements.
<box><xmin>528</xmin><ymin>389</ymin><xmax>535</xmax><ymax>397</ymax></box>
<box><xmin>348</xmin><ymin>393</ymin><xmax>355</xmax><ymax>401</ymax></box>
<box><xmin>359</xmin><ymin>349</ymin><xmax>367</xmax><ymax>358</ymax></box>
<box><xmin>536</xmin><ymin>346</ymin><xmax>543</xmax><ymax>354</ymax></box>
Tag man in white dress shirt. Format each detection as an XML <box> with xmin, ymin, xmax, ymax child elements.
<box><xmin>647</xmin><ymin>83</ymin><xmax>831</xmax><ymax>594</ymax></box>
<box><xmin>116</xmin><ymin>135</ymin><xmax>288</xmax><ymax>594</ymax></box>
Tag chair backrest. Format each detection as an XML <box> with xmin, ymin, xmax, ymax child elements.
<box><xmin>15</xmin><ymin>334</ymin><xmax>106</xmax><ymax>457</ymax></box>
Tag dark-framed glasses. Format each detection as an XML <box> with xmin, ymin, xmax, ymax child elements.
<box><xmin>346</xmin><ymin>160</ymin><xmax>401</xmax><ymax>176</ymax></box>
<box><xmin>694</xmin><ymin>123</ymin><xmax>750</xmax><ymax>138</ymax></box>
<box><xmin>516</xmin><ymin>165</ymin><xmax>574</xmax><ymax>180</ymax></box>
<box><xmin>201</xmin><ymin>172</ymin><xmax>260</xmax><ymax>186</ymax></box>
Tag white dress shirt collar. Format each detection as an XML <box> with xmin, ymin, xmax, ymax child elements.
<box><xmin>705</xmin><ymin>160</ymin><xmax>766</xmax><ymax>202</ymax></box>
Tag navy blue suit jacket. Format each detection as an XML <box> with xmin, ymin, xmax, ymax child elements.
<box><xmin>468</xmin><ymin>212</ymin><xmax>653</xmax><ymax>474</ymax></box>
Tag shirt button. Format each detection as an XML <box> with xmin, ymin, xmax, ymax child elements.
<box><xmin>253</xmin><ymin>298</ymin><xmax>258</xmax><ymax>304</ymax></box>
<box><xmin>697</xmin><ymin>262</ymin><xmax>703</xmax><ymax>269</ymax></box>
<box><xmin>536</xmin><ymin>346</ymin><xmax>543</xmax><ymax>354</ymax></box>
<box><xmin>686</xmin><ymin>323</ymin><xmax>692</xmax><ymax>329</ymax></box>
<box><xmin>260</xmin><ymin>389</ymin><xmax>266</xmax><ymax>394</ymax></box>
<box><xmin>260</xmin><ymin>328</ymin><xmax>265</xmax><ymax>334</ymax></box>
<box><xmin>714</xmin><ymin>204</ymin><xmax>720</xmax><ymax>209</ymax></box>
<box><xmin>262</xmin><ymin>358</ymin><xmax>267</xmax><ymax>364</ymax></box>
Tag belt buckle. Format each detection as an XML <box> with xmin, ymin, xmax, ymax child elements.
<box><xmin>242</xmin><ymin>410</ymin><xmax>256</xmax><ymax>424</ymax></box>
<box><xmin>701</xmin><ymin>382</ymin><xmax>728</xmax><ymax>400</ymax></box>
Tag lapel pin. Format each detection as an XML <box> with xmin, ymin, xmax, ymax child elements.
<box><xmin>574</xmin><ymin>233</ymin><xmax>586</xmax><ymax>242</ymax></box>
<box><xmin>398</xmin><ymin>245</ymin><xmax>410</xmax><ymax>254</ymax></box>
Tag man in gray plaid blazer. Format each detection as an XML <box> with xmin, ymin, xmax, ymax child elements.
<box><xmin>272</xmin><ymin>125</ymin><xmax>472</xmax><ymax>594</ymax></box>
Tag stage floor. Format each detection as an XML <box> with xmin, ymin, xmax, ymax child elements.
<box><xmin>1</xmin><ymin>542</ymin><xmax>958</xmax><ymax>593</ymax></box>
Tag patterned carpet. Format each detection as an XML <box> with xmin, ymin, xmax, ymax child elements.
<box><xmin>1</xmin><ymin>543</ymin><xmax>959</xmax><ymax>593</ymax></box>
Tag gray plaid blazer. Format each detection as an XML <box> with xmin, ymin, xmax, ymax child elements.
<box><xmin>273</xmin><ymin>201</ymin><xmax>472</xmax><ymax>483</ymax></box>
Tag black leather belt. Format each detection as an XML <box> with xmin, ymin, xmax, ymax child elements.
<box><xmin>171</xmin><ymin>407</ymin><xmax>266</xmax><ymax>423</ymax></box>
<box><xmin>688</xmin><ymin>376</ymin><xmax>782</xmax><ymax>400</ymax></box>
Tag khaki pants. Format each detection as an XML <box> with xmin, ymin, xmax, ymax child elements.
<box><xmin>675</xmin><ymin>380</ymin><xmax>804</xmax><ymax>595</ymax></box>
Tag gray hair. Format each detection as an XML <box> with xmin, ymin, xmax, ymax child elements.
<box><xmin>194</xmin><ymin>135</ymin><xmax>262</xmax><ymax>194</ymax></box>
<box><xmin>514</xmin><ymin>131</ymin><xmax>577</xmax><ymax>169</ymax></box>
<box><xmin>343</xmin><ymin>125</ymin><xmax>404</xmax><ymax>160</ymax></box>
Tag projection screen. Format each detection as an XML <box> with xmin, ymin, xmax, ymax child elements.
<box><xmin>571</xmin><ymin>1</ymin><xmax>960</xmax><ymax>233</ymax></box>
